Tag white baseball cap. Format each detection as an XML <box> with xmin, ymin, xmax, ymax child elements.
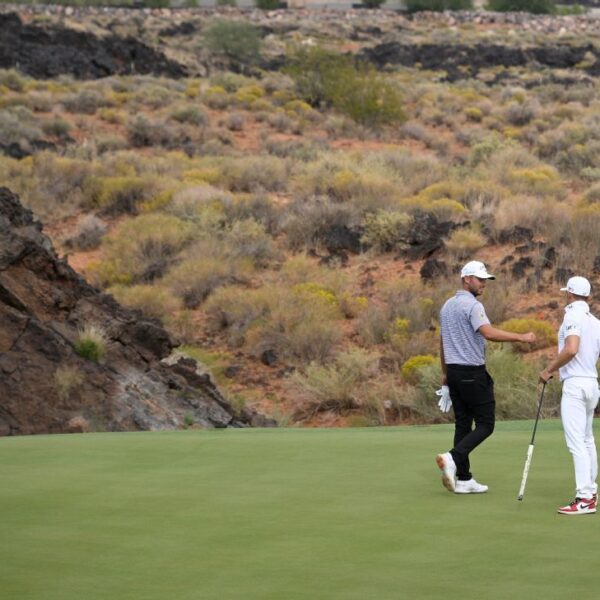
<box><xmin>460</xmin><ymin>260</ymin><xmax>495</xmax><ymax>280</ymax></box>
<box><xmin>560</xmin><ymin>276</ymin><xmax>591</xmax><ymax>297</ymax></box>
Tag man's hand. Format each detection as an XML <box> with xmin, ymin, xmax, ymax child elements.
<box><xmin>521</xmin><ymin>332</ymin><xmax>537</xmax><ymax>344</ymax></box>
<box><xmin>539</xmin><ymin>369</ymin><xmax>553</xmax><ymax>384</ymax></box>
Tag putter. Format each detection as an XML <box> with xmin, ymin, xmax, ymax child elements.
<box><xmin>517</xmin><ymin>381</ymin><xmax>547</xmax><ymax>501</ymax></box>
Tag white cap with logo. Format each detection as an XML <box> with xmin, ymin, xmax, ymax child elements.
<box><xmin>560</xmin><ymin>276</ymin><xmax>591</xmax><ymax>297</ymax></box>
<box><xmin>460</xmin><ymin>260</ymin><xmax>495</xmax><ymax>280</ymax></box>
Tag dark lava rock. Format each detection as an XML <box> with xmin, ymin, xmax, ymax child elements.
<box><xmin>403</xmin><ymin>212</ymin><xmax>461</xmax><ymax>260</ymax></box>
<box><xmin>0</xmin><ymin>12</ymin><xmax>187</xmax><ymax>79</ymax></box>
<box><xmin>542</xmin><ymin>246</ymin><xmax>557</xmax><ymax>269</ymax></box>
<box><xmin>159</xmin><ymin>21</ymin><xmax>197</xmax><ymax>37</ymax></box>
<box><xmin>593</xmin><ymin>255</ymin><xmax>600</xmax><ymax>275</ymax></box>
<box><xmin>511</xmin><ymin>256</ymin><xmax>534</xmax><ymax>278</ymax></box>
<box><xmin>359</xmin><ymin>41</ymin><xmax>599</xmax><ymax>82</ymax></box>
<box><xmin>261</xmin><ymin>349</ymin><xmax>278</xmax><ymax>366</ymax></box>
<box><xmin>0</xmin><ymin>187</ymin><xmax>274</xmax><ymax>436</ymax></box>
<box><xmin>323</xmin><ymin>224</ymin><xmax>363</xmax><ymax>254</ymax></box>
<box><xmin>548</xmin><ymin>301</ymin><xmax>559</xmax><ymax>310</ymax></box>
<box><xmin>498</xmin><ymin>226</ymin><xmax>534</xmax><ymax>245</ymax></box>
<box><xmin>420</xmin><ymin>258</ymin><xmax>448</xmax><ymax>281</ymax></box>
<box><xmin>555</xmin><ymin>267</ymin><xmax>574</xmax><ymax>284</ymax></box>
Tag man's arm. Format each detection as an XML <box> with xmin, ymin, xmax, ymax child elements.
<box><xmin>539</xmin><ymin>335</ymin><xmax>580</xmax><ymax>383</ymax></box>
<box><xmin>440</xmin><ymin>337</ymin><xmax>447</xmax><ymax>385</ymax></box>
<box><xmin>478</xmin><ymin>324</ymin><xmax>536</xmax><ymax>344</ymax></box>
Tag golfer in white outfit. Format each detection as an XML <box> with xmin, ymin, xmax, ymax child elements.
<box><xmin>540</xmin><ymin>276</ymin><xmax>600</xmax><ymax>515</ymax></box>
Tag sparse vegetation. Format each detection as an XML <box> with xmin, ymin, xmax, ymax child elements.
<box><xmin>74</xmin><ymin>324</ymin><xmax>108</xmax><ymax>363</ymax></box>
<box><xmin>3</xmin><ymin>8</ymin><xmax>594</xmax><ymax>427</ymax></box>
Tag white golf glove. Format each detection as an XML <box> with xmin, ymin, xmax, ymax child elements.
<box><xmin>436</xmin><ymin>385</ymin><xmax>452</xmax><ymax>413</ymax></box>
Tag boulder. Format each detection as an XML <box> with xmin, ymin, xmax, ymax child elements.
<box><xmin>0</xmin><ymin>187</ymin><xmax>274</xmax><ymax>435</ymax></box>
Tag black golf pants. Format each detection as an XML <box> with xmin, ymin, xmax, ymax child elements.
<box><xmin>446</xmin><ymin>364</ymin><xmax>495</xmax><ymax>481</ymax></box>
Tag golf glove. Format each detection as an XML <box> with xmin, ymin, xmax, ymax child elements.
<box><xmin>436</xmin><ymin>385</ymin><xmax>452</xmax><ymax>413</ymax></box>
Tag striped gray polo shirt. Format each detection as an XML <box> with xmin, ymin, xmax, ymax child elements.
<box><xmin>440</xmin><ymin>290</ymin><xmax>491</xmax><ymax>366</ymax></box>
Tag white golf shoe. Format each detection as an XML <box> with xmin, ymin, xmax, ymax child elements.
<box><xmin>454</xmin><ymin>478</ymin><xmax>489</xmax><ymax>494</ymax></box>
<box><xmin>436</xmin><ymin>452</ymin><xmax>456</xmax><ymax>492</ymax></box>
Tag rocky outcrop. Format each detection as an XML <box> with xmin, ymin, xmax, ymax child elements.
<box><xmin>0</xmin><ymin>188</ymin><xmax>273</xmax><ymax>436</ymax></box>
<box><xmin>360</xmin><ymin>41</ymin><xmax>600</xmax><ymax>82</ymax></box>
<box><xmin>0</xmin><ymin>12</ymin><xmax>187</xmax><ymax>79</ymax></box>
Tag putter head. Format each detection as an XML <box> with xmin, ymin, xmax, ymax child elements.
<box><xmin>517</xmin><ymin>495</ymin><xmax>524</xmax><ymax>501</ymax></box>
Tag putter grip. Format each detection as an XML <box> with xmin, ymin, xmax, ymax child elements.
<box><xmin>518</xmin><ymin>444</ymin><xmax>535</xmax><ymax>501</ymax></box>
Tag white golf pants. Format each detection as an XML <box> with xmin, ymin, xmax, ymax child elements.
<box><xmin>561</xmin><ymin>377</ymin><xmax>600</xmax><ymax>499</ymax></box>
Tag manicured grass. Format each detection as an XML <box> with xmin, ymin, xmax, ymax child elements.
<box><xmin>1</xmin><ymin>421</ymin><xmax>599</xmax><ymax>599</ymax></box>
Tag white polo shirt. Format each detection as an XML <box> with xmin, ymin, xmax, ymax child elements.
<box><xmin>558</xmin><ymin>300</ymin><xmax>600</xmax><ymax>381</ymax></box>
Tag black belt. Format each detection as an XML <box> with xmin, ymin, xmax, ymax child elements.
<box><xmin>446</xmin><ymin>364</ymin><xmax>486</xmax><ymax>372</ymax></box>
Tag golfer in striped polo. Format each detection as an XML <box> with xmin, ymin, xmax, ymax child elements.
<box><xmin>436</xmin><ymin>260</ymin><xmax>536</xmax><ymax>494</ymax></box>
<box><xmin>539</xmin><ymin>276</ymin><xmax>600</xmax><ymax>515</ymax></box>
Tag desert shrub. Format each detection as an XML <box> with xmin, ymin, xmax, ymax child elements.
<box><xmin>282</xmin><ymin>197</ymin><xmax>357</xmax><ymax>251</ymax></box>
<box><xmin>503</xmin><ymin>101</ymin><xmax>539</xmax><ymax>126</ymax></box>
<box><xmin>584</xmin><ymin>183</ymin><xmax>600</xmax><ymax>203</ymax></box>
<box><xmin>75</xmin><ymin>324</ymin><xmax>108</xmax><ymax>363</ymax></box>
<box><xmin>492</xmin><ymin>195</ymin><xmax>569</xmax><ymax>243</ymax></box>
<box><xmin>41</xmin><ymin>116</ymin><xmax>72</xmax><ymax>138</ymax></box>
<box><xmin>568</xmin><ymin>204</ymin><xmax>600</xmax><ymax>268</ymax></box>
<box><xmin>503</xmin><ymin>166</ymin><xmax>563</xmax><ymax>198</ymax></box>
<box><xmin>170</xmin><ymin>105</ymin><xmax>208</xmax><ymax>126</ymax></box>
<box><xmin>165</xmin><ymin>254</ymin><xmax>248</xmax><ymax>308</ymax></box>
<box><xmin>291</xmin><ymin>348</ymin><xmax>380</xmax><ymax>419</ymax></box>
<box><xmin>222</xmin><ymin>195</ymin><xmax>279</xmax><ymax>235</ymax></box>
<box><xmin>264</xmin><ymin>137</ymin><xmax>324</xmax><ymax>162</ymax></box>
<box><xmin>487</xmin><ymin>347</ymin><xmax>559</xmax><ymax>419</ymax></box>
<box><xmin>54</xmin><ymin>365</ymin><xmax>84</xmax><ymax>402</ymax></box>
<box><xmin>126</xmin><ymin>115</ymin><xmax>180</xmax><ymax>148</ymax></box>
<box><xmin>63</xmin><ymin>215</ymin><xmax>107</xmax><ymax>251</ymax></box>
<box><xmin>89</xmin><ymin>214</ymin><xmax>195</xmax><ymax>286</ymax></box>
<box><xmin>219</xmin><ymin>156</ymin><xmax>289</xmax><ymax>192</ymax></box>
<box><xmin>0</xmin><ymin>69</ymin><xmax>25</xmax><ymax>92</ymax></box>
<box><xmin>487</xmin><ymin>0</ymin><xmax>555</xmax><ymax>13</ymax></box>
<box><xmin>63</xmin><ymin>89</ymin><xmax>107</xmax><ymax>114</ymax></box>
<box><xmin>361</xmin><ymin>211</ymin><xmax>413</xmax><ymax>253</ymax></box>
<box><xmin>203</xmin><ymin>86</ymin><xmax>230</xmax><ymax>110</ymax></box>
<box><xmin>108</xmin><ymin>284</ymin><xmax>181</xmax><ymax>319</ymax></box>
<box><xmin>405</xmin><ymin>0</ymin><xmax>473</xmax><ymax>10</ymax></box>
<box><xmin>84</xmin><ymin>176</ymin><xmax>157</xmax><ymax>215</ymax></box>
<box><xmin>444</xmin><ymin>227</ymin><xmax>486</xmax><ymax>259</ymax></box>
<box><xmin>206</xmin><ymin>284</ymin><xmax>342</xmax><ymax>363</ymax></box>
<box><xmin>204</xmin><ymin>285</ymin><xmax>273</xmax><ymax>344</ymax></box>
<box><xmin>225</xmin><ymin>218</ymin><xmax>277</xmax><ymax>267</ymax></box>
<box><xmin>203</xmin><ymin>20</ymin><xmax>263</xmax><ymax>72</ymax></box>
<box><xmin>285</xmin><ymin>47</ymin><xmax>405</xmax><ymax>127</ymax></box>
<box><xmin>133</xmin><ymin>85</ymin><xmax>174</xmax><ymax>109</ymax></box>
<box><xmin>401</xmin><ymin>355</ymin><xmax>436</xmax><ymax>384</ymax></box>
<box><xmin>256</xmin><ymin>0</ymin><xmax>279</xmax><ymax>8</ymax></box>
<box><xmin>0</xmin><ymin>109</ymin><xmax>42</xmax><ymax>145</ymax></box>
<box><xmin>98</xmin><ymin>108</ymin><xmax>126</xmax><ymax>124</ymax></box>
<box><xmin>96</xmin><ymin>135</ymin><xmax>128</xmax><ymax>155</ymax></box>
<box><xmin>225</xmin><ymin>112</ymin><xmax>246</xmax><ymax>131</ymax></box>
<box><xmin>499</xmin><ymin>318</ymin><xmax>555</xmax><ymax>351</ymax></box>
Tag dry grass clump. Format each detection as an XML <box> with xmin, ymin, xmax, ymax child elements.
<box><xmin>0</xmin><ymin>108</ymin><xmax>43</xmax><ymax>146</ymax></box>
<box><xmin>54</xmin><ymin>365</ymin><xmax>84</xmax><ymax>402</ymax></box>
<box><xmin>361</xmin><ymin>211</ymin><xmax>413</xmax><ymax>253</ymax></box>
<box><xmin>170</xmin><ymin>104</ymin><xmax>208</xmax><ymax>126</ymax></box>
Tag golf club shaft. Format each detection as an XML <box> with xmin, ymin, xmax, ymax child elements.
<box><xmin>517</xmin><ymin>382</ymin><xmax>547</xmax><ymax>501</ymax></box>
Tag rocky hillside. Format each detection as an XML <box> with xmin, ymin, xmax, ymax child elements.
<box><xmin>0</xmin><ymin>188</ymin><xmax>273</xmax><ymax>435</ymax></box>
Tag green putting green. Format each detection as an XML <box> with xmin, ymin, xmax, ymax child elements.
<box><xmin>1</xmin><ymin>421</ymin><xmax>598</xmax><ymax>599</ymax></box>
